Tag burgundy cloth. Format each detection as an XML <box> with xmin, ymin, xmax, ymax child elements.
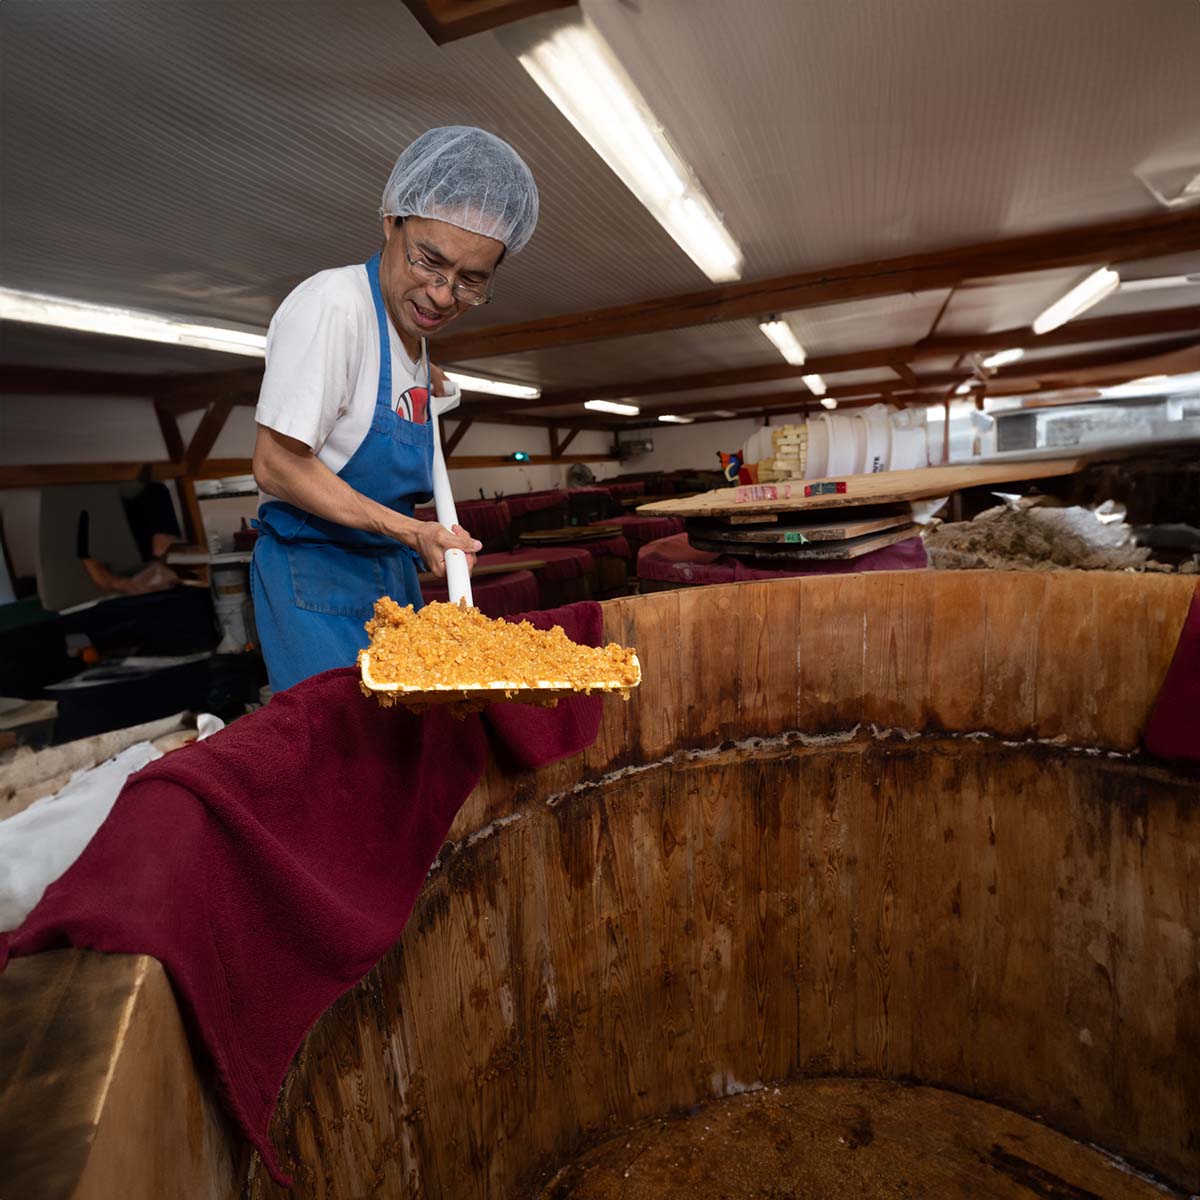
<box><xmin>479</xmin><ymin>546</ymin><xmax>595</xmax><ymax>583</ymax></box>
<box><xmin>504</xmin><ymin>489</ymin><xmax>566</xmax><ymax>519</ymax></box>
<box><xmin>602</xmin><ymin>480</ymin><xmax>646</xmax><ymax>499</ymax></box>
<box><xmin>414</xmin><ymin>499</ymin><xmax>512</xmax><ymax>553</ymax></box>
<box><xmin>0</xmin><ymin>603</ymin><xmax>605</xmax><ymax>1186</ymax></box>
<box><xmin>609</xmin><ymin>514</ymin><xmax>686</xmax><ymax>551</ymax></box>
<box><xmin>637</xmin><ymin>533</ymin><xmax>735</xmax><ymax>586</ymax></box>
<box><xmin>555</xmin><ymin>533</ymin><xmax>632</xmax><ymax>560</ymax></box>
<box><xmin>1145</xmin><ymin>582</ymin><xmax>1200</xmax><ymax>763</ymax></box>
<box><xmin>422</xmin><ymin>568</ymin><xmax>539</xmax><ymax>618</ymax></box>
<box><xmin>730</xmin><ymin>536</ymin><xmax>928</xmax><ymax>579</ymax></box>
<box><xmin>636</xmin><ymin>532</ymin><xmax>927</xmax><ymax>587</ymax></box>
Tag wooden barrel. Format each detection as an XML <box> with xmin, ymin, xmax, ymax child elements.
<box><xmin>250</xmin><ymin>571</ymin><xmax>1198</xmax><ymax>1198</ymax></box>
<box><xmin>2</xmin><ymin>571</ymin><xmax>1196</xmax><ymax>1199</ymax></box>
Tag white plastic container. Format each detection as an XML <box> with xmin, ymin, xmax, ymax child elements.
<box><xmin>859</xmin><ymin>405</ymin><xmax>893</xmax><ymax>473</ymax></box>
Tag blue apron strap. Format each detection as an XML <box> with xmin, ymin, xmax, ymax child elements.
<box><xmin>364</xmin><ymin>252</ymin><xmax>392</xmax><ymax>414</ymax></box>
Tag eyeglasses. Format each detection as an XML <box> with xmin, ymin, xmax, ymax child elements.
<box><xmin>401</xmin><ymin>223</ymin><xmax>493</xmax><ymax>307</ymax></box>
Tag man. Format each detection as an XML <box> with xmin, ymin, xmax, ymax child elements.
<box><xmin>251</xmin><ymin>127</ymin><xmax>539</xmax><ymax>692</ymax></box>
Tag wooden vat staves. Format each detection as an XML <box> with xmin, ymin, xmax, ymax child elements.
<box><xmin>1</xmin><ymin>571</ymin><xmax>1197</xmax><ymax>1199</ymax></box>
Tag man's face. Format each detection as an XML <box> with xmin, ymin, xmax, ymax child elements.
<box><xmin>380</xmin><ymin>216</ymin><xmax>504</xmax><ymax>346</ymax></box>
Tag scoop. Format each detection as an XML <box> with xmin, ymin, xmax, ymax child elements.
<box><xmin>360</xmin><ymin>370</ymin><xmax>641</xmax><ymax>709</ymax></box>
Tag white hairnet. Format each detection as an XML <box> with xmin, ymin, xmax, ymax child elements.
<box><xmin>379</xmin><ymin>126</ymin><xmax>539</xmax><ymax>255</ymax></box>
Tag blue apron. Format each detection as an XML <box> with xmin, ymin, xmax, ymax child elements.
<box><xmin>251</xmin><ymin>253</ymin><xmax>434</xmax><ymax>692</ymax></box>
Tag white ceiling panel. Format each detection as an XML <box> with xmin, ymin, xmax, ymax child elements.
<box><xmin>822</xmin><ymin>367</ymin><xmax>903</xmax><ymax>386</ymax></box>
<box><xmin>0</xmin><ymin>1</ymin><xmax>708</xmax><ymax>334</ymax></box>
<box><xmin>585</xmin><ymin>0</ymin><xmax>1200</xmax><ymax>277</ymax></box>
<box><xmin>1015</xmin><ymin>334</ymin><xmax>1192</xmax><ymax>365</ymax></box>
<box><xmin>1</xmin><ymin>0</ymin><xmax>1198</xmax><ymax>401</ymax></box>
<box><xmin>1087</xmin><ymin>281</ymin><xmax>1200</xmax><ymax>318</ymax></box>
<box><xmin>934</xmin><ymin>269</ymin><xmax>1086</xmax><ymax>337</ymax></box>
<box><xmin>782</xmin><ymin>291</ymin><xmax>952</xmax><ymax>355</ymax></box>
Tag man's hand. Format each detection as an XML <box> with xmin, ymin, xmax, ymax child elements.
<box><xmin>414</xmin><ymin>521</ymin><xmax>480</xmax><ymax>577</ymax></box>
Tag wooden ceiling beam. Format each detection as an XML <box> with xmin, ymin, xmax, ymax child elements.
<box><xmin>400</xmin><ymin>0</ymin><xmax>574</xmax><ymax>45</ymax></box>
<box><xmin>485</xmin><ymin>305</ymin><xmax>1200</xmax><ymax>410</ymax></box>
<box><xmin>437</xmin><ymin>210</ymin><xmax>1200</xmax><ymax>361</ymax></box>
<box><xmin>614</xmin><ymin>341</ymin><xmax>1200</xmax><ymax>427</ymax></box>
<box><xmin>0</xmin><ymin>366</ymin><xmax>161</xmax><ymax>396</ymax></box>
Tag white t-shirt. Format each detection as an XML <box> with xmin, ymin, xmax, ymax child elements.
<box><xmin>255</xmin><ymin>264</ymin><xmax>459</xmax><ymax>500</ymax></box>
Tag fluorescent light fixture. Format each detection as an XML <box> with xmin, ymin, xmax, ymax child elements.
<box><xmin>696</xmin><ymin>409</ymin><xmax>739</xmax><ymax>419</ymax></box>
<box><xmin>444</xmin><ymin>370</ymin><xmax>541</xmax><ymax>400</ymax></box>
<box><xmin>0</xmin><ymin>285</ymin><xmax>267</xmax><ymax>357</ymax></box>
<box><xmin>801</xmin><ymin>373</ymin><xmax>827</xmax><ymax>396</ymax></box>
<box><xmin>1032</xmin><ymin>267</ymin><xmax>1120</xmax><ymax>335</ymax></box>
<box><xmin>980</xmin><ymin>348</ymin><xmax>1025</xmax><ymax>369</ymax></box>
<box><xmin>657</xmin><ymin>414</ymin><xmax>695</xmax><ymax>424</ymax></box>
<box><xmin>758</xmin><ymin>318</ymin><xmax>807</xmax><ymax>366</ymax></box>
<box><xmin>585</xmin><ymin>399</ymin><xmax>641</xmax><ymax>416</ymax></box>
<box><xmin>819</xmin><ymin>397</ymin><xmax>838</xmax><ymax>410</ymax></box>
<box><xmin>517</xmin><ymin>17</ymin><xmax>743</xmax><ymax>283</ymax></box>
<box><xmin>954</xmin><ymin>380</ymin><xmax>976</xmax><ymax>395</ymax></box>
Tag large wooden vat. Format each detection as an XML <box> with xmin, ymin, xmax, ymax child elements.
<box><xmin>2</xmin><ymin>571</ymin><xmax>1197</xmax><ymax>1198</ymax></box>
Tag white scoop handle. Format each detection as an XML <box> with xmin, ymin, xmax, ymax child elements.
<box><xmin>428</xmin><ymin>362</ymin><xmax>473</xmax><ymax>607</ymax></box>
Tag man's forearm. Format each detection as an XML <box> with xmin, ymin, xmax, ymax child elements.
<box><xmin>254</xmin><ymin>432</ymin><xmax>421</xmax><ymax>549</ymax></box>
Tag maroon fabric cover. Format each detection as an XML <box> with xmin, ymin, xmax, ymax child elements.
<box><xmin>730</xmin><ymin>536</ymin><xmax>929</xmax><ymax>579</ymax></box>
<box><xmin>1144</xmin><ymin>582</ymin><xmax>1200</xmax><ymax>763</ymax></box>
<box><xmin>635</xmin><ymin>532</ymin><xmax>927</xmax><ymax>587</ymax></box>
<box><xmin>637</xmin><ymin>533</ymin><xmax>736</xmax><ymax>586</ymax></box>
<box><xmin>478</xmin><ymin>546</ymin><xmax>595</xmax><ymax>583</ymax></box>
<box><xmin>560</xmin><ymin>533</ymin><xmax>632</xmax><ymax>560</ymax></box>
<box><xmin>414</xmin><ymin>500</ymin><xmax>512</xmax><ymax>552</ymax></box>
<box><xmin>0</xmin><ymin>603</ymin><xmax>605</xmax><ymax>1185</ymax></box>
<box><xmin>609</xmin><ymin>514</ymin><xmax>686</xmax><ymax>550</ymax></box>
<box><xmin>422</xmin><ymin>568</ymin><xmax>539</xmax><ymax>618</ymax></box>
<box><xmin>603</xmin><ymin>480</ymin><xmax>646</xmax><ymax>499</ymax></box>
<box><xmin>504</xmin><ymin>489</ymin><xmax>566</xmax><ymax>519</ymax></box>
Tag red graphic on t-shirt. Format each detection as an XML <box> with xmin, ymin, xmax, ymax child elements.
<box><xmin>395</xmin><ymin>386</ymin><xmax>429</xmax><ymax>424</ymax></box>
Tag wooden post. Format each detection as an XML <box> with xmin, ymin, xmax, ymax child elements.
<box><xmin>443</xmin><ymin>418</ymin><xmax>474</xmax><ymax>460</ymax></box>
<box><xmin>942</xmin><ymin>397</ymin><xmax>952</xmax><ymax>464</ymax></box>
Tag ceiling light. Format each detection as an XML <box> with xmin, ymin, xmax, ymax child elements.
<box><xmin>758</xmin><ymin>318</ymin><xmax>807</xmax><ymax>366</ymax></box>
<box><xmin>819</xmin><ymin>397</ymin><xmax>838</xmax><ymax>410</ymax></box>
<box><xmin>517</xmin><ymin>17</ymin><xmax>743</xmax><ymax>283</ymax></box>
<box><xmin>696</xmin><ymin>409</ymin><xmax>739</xmax><ymax>418</ymax></box>
<box><xmin>585</xmin><ymin>399</ymin><xmax>641</xmax><ymax>416</ymax></box>
<box><xmin>0</xmin><ymin>286</ymin><xmax>267</xmax><ymax>357</ymax></box>
<box><xmin>657</xmin><ymin>414</ymin><xmax>695</xmax><ymax>424</ymax></box>
<box><xmin>1032</xmin><ymin>268</ymin><xmax>1120</xmax><ymax>335</ymax></box>
<box><xmin>444</xmin><ymin>370</ymin><xmax>541</xmax><ymax>400</ymax></box>
<box><xmin>954</xmin><ymin>380</ymin><xmax>976</xmax><ymax>395</ymax></box>
<box><xmin>801</xmin><ymin>373</ymin><xmax>827</xmax><ymax>396</ymax></box>
<box><xmin>980</xmin><ymin>348</ymin><xmax>1025</xmax><ymax>369</ymax></box>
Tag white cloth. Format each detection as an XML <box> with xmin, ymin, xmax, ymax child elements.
<box><xmin>0</xmin><ymin>715</ymin><xmax>225</xmax><ymax>932</ymax></box>
<box><xmin>254</xmin><ymin>265</ymin><xmax>460</xmax><ymax>504</ymax></box>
